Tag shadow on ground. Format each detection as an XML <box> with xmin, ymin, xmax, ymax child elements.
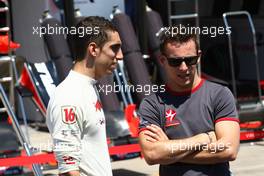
<box><xmin>113</xmin><ymin>169</ymin><xmax>147</xmax><ymax>176</ymax></box>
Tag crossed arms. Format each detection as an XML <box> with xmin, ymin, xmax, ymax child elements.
<box><xmin>139</xmin><ymin>121</ymin><xmax>240</xmax><ymax>165</ymax></box>
<box><xmin>59</xmin><ymin>171</ymin><xmax>80</xmax><ymax>176</ymax></box>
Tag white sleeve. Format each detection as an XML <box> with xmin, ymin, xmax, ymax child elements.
<box><xmin>48</xmin><ymin>104</ymin><xmax>84</xmax><ymax>173</ymax></box>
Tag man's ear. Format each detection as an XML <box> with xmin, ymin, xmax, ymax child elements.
<box><xmin>197</xmin><ymin>50</ymin><xmax>202</xmax><ymax>64</ymax></box>
<box><xmin>198</xmin><ymin>50</ymin><xmax>202</xmax><ymax>56</ymax></box>
<box><xmin>159</xmin><ymin>54</ymin><xmax>167</xmax><ymax>66</ymax></box>
<box><xmin>87</xmin><ymin>42</ymin><xmax>99</xmax><ymax>57</ymax></box>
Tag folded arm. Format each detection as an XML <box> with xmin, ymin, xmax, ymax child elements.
<box><xmin>59</xmin><ymin>171</ymin><xmax>80</xmax><ymax>176</ymax></box>
<box><xmin>181</xmin><ymin>120</ymin><xmax>240</xmax><ymax>164</ymax></box>
<box><xmin>139</xmin><ymin>124</ymin><xmax>211</xmax><ymax>165</ymax></box>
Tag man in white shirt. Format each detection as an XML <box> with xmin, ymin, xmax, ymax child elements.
<box><xmin>46</xmin><ymin>16</ymin><xmax>123</xmax><ymax>176</ymax></box>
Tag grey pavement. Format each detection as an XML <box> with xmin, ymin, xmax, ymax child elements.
<box><xmin>20</xmin><ymin>125</ymin><xmax>264</xmax><ymax>176</ymax></box>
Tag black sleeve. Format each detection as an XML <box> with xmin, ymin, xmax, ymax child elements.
<box><xmin>213</xmin><ymin>87</ymin><xmax>239</xmax><ymax>123</ymax></box>
<box><xmin>138</xmin><ymin>95</ymin><xmax>162</xmax><ymax>131</ymax></box>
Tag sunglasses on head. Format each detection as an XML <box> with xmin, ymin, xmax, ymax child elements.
<box><xmin>166</xmin><ymin>56</ymin><xmax>199</xmax><ymax>67</ymax></box>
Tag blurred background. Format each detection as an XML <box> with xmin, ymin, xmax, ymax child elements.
<box><xmin>0</xmin><ymin>0</ymin><xmax>264</xmax><ymax>175</ymax></box>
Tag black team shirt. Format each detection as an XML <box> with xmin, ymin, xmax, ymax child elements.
<box><xmin>138</xmin><ymin>79</ymin><xmax>239</xmax><ymax>176</ymax></box>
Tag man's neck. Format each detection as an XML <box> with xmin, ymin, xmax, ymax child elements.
<box><xmin>72</xmin><ymin>60</ymin><xmax>96</xmax><ymax>79</ymax></box>
<box><xmin>167</xmin><ymin>74</ymin><xmax>202</xmax><ymax>92</ymax></box>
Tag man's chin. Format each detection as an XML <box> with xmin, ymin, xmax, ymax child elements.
<box><xmin>99</xmin><ymin>70</ymin><xmax>114</xmax><ymax>78</ymax></box>
<box><xmin>95</xmin><ymin>71</ymin><xmax>112</xmax><ymax>80</ymax></box>
<box><xmin>177</xmin><ymin>79</ymin><xmax>193</xmax><ymax>88</ymax></box>
<box><xmin>178</xmin><ymin>77</ymin><xmax>191</xmax><ymax>85</ymax></box>
<box><xmin>107</xmin><ymin>69</ymin><xmax>114</xmax><ymax>74</ymax></box>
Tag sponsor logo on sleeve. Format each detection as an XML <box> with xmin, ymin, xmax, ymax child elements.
<box><xmin>62</xmin><ymin>156</ymin><xmax>76</xmax><ymax>165</ymax></box>
<box><xmin>61</xmin><ymin>129</ymin><xmax>80</xmax><ymax>137</ymax></box>
<box><xmin>61</xmin><ymin>106</ymin><xmax>77</xmax><ymax>124</ymax></box>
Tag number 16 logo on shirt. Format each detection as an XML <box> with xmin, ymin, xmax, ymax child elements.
<box><xmin>61</xmin><ymin>106</ymin><xmax>77</xmax><ymax>124</ymax></box>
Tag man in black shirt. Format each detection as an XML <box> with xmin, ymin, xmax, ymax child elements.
<box><xmin>138</xmin><ymin>29</ymin><xmax>240</xmax><ymax>176</ymax></box>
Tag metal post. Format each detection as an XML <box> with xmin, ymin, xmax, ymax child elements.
<box><xmin>114</xmin><ymin>68</ymin><xmax>128</xmax><ymax>107</ymax></box>
<box><xmin>223</xmin><ymin>11</ymin><xmax>262</xmax><ymax>104</ymax></box>
<box><xmin>0</xmin><ymin>83</ymin><xmax>43</xmax><ymax>176</ymax></box>
<box><xmin>118</xmin><ymin>61</ymin><xmax>134</xmax><ymax>104</ymax></box>
<box><xmin>1</xmin><ymin>0</ymin><xmax>31</xmax><ymax>143</ymax></box>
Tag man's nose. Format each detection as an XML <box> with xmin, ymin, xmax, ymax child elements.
<box><xmin>116</xmin><ymin>49</ymin><xmax>123</xmax><ymax>60</ymax></box>
<box><xmin>178</xmin><ymin>61</ymin><xmax>188</xmax><ymax>71</ymax></box>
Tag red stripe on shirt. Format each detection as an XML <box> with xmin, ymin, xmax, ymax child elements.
<box><xmin>215</xmin><ymin>117</ymin><xmax>240</xmax><ymax>123</ymax></box>
<box><xmin>165</xmin><ymin>79</ymin><xmax>205</xmax><ymax>96</ymax></box>
<box><xmin>138</xmin><ymin>127</ymin><xmax>148</xmax><ymax>135</ymax></box>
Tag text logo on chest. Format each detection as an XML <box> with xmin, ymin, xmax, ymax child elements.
<box><xmin>165</xmin><ymin>109</ymin><xmax>180</xmax><ymax>127</ymax></box>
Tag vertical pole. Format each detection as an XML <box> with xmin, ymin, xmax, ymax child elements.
<box><xmin>136</xmin><ymin>0</ymin><xmax>148</xmax><ymax>54</ymax></box>
<box><xmin>0</xmin><ymin>83</ymin><xmax>43</xmax><ymax>176</ymax></box>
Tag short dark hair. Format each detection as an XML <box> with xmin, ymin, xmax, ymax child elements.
<box><xmin>73</xmin><ymin>16</ymin><xmax>118</xmax><ymax>61</ymax></box>
<box><xmin>159</xmin><ymin>26</ymin><xmax>199</xmax><ymax>55</ymax></box>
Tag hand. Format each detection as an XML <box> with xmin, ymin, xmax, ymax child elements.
<box><xmin>205</xmin><ymin>131</ymin><xmax>229</xmax><ymax>153</ymax></box>
<box><xmin>207</xmin><ymin>131</ymin><xmax>217</xmax><ymax>143</ymax></box>
<box><xmin>59</xmin><ymin>170</ymin><xmax>80</xmax><ymax>176</ymax></box>
<box><xmin>143</xmin><ymin>124</ymin><xmax>169</xmax><ymax>142</ymax></box>
<box><xmin>207</xmin><ymin>138</ymin><xmax>230</xmax><ymax>153</ymax></box>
